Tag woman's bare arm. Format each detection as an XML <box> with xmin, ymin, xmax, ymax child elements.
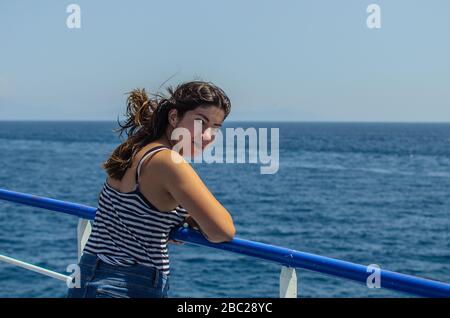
<box><xmin>151</xmin><ymin>150</ymin><xmax>235</xmax><ymax>243</ymax></box>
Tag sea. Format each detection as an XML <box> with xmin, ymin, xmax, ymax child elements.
<box><xmin>0</xmin><ymin>121</ymin><xmax>449</xmax><ymax>297</ymax></box>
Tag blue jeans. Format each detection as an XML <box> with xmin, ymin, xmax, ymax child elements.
<box><xmin>66</xmin><ymin>252</ymin><xmax>169</xmax><ymax>298</ymax></box>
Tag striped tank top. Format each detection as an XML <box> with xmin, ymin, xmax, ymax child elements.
<box><xmin>83</xmin><ymin>145</ymin><xmax>189</xmax><ymax>276</ymax></box>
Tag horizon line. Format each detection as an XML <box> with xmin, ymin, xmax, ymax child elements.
<box><xmin>0</xmin><ymin>119</ymin><xmax>450</xmax><ymax>124</ymax></box>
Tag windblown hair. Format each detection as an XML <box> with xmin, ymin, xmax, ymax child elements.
<box><xmin>103</xmin><ymin>81</ymin><xmax>231</xmax><ymax>180</ymax></box>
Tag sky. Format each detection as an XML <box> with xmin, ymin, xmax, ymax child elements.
<box><xmin>0</xmin><ymin>0</ymin><xmax>449</xmax><ymax>122</ymax></box>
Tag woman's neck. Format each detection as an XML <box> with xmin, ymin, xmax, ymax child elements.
<box><xmin>154</xmin><ymin>131</ymin><xmax>175</xmax><ymax>150</ymax></box>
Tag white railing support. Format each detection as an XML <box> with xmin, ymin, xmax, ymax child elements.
<box><xmin>77</xmin><ymin>218</ymin><xmax>92</xmax><ymax>261</ymax></box>
<box><xmin>280</xmin><ymin>266</ymin><xmax>297</xmax><ymax>298</ymax></box>
<box><xmin>0</xmin><ymin>254</ymin><xmax>70</xmax><ymax>283</ymax></box>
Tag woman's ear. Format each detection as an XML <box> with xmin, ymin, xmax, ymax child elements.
<box><xmin>168</xmin><ymin>109</ymin><xmax>179</xmax><ymax>128</ymax></box>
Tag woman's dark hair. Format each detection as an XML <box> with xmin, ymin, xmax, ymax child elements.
<box><xmin>103</xmin><ymin>81</ymin><xmax>231</xmax><ymax>180</ymax></box>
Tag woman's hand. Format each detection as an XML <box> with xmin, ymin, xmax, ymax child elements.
<box><xmin>168</xmin><ymin>215</ymin><xmax>200</xmax><ymax>245</ymax></box>
<box><xmin>184</xmin><ymin>215</ymin><xmax>200</xmax><ymax>230</ymax></box>
<box><xmin>182</xmin><ymin>215</ymin><xmax>218</xmax><ymax>242</ymax></box>
<box><xmin>168</xmin><ymin>239</ymin><xmax>184</xmax><ymax>245</ymax></box>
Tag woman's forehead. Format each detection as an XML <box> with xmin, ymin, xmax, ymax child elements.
<box><xmin>190</xmin><ymin>107</ymin><xmax>225</xmax><ymax>122</ymax></box>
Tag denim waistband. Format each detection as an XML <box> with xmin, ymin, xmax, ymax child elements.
<box><xmin>80</xmin><ymin>252</ymin><xmax>168</xmax><ymax>286</ymax></box>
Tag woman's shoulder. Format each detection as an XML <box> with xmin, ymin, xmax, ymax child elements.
<box><xmin>138</xmin><ymin>144</ymin><xmax>191</xmax><ymax>179</ymax></box>
<box><xmin>135</xmin><ymin>143</ymin><xmax>174</xmax><ymax>165</ymax></box>
<box><xmin>149</xmin><ymin>147</ymin><xmax>188</xmax><ymax>171</ymax></box>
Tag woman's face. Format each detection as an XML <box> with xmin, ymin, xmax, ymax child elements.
<box><xmin>169</xmin><ymin>106</ymin><xmax>225</xmax><ymax>157</ymax></box>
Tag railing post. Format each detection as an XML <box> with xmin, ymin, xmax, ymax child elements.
<box><xmin>77</xmin><ymin>218</ymin><xmax>92</xmax><ymax>262</ymax></box>
<box><xmin>280</xmin><ymin>266</ymin><xmax>297</xmax><ymax>298</ymax></box>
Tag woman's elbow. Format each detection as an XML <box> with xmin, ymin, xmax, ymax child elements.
<box><xmin>210</xmin><ymin>227</ymin><xmax>235</xmax><ymax>243</ymax></box>
<box><xmin>223</xmin><ymin>227</ymin><xmax>236</xmax><ymax>242</ymax></box>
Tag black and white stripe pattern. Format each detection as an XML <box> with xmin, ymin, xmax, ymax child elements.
<box><xmin>83</xmin><ymin>146</ymin><xmax>188</xmax><ymax>276</ymax></box>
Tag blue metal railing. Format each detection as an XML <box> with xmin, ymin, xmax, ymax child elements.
<box><xmin>1</xmin><ymin>187</ymin><xmax>450</xmax><ymax>298</ymax></box>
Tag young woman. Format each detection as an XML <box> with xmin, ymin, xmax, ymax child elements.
<box><xmin>67</xmin><ymin>81</ymin><xmax>235</xmax><ymax>298</ymax></box>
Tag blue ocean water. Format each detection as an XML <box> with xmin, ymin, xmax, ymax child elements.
<box><xmin>0</xmin><ymin>121</ymin><xmax>449</xmax><ymax>298</ymax></box>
